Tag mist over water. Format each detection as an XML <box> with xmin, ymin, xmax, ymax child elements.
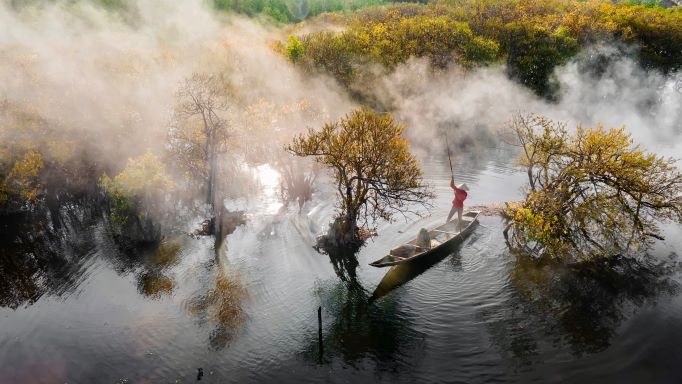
<box><xmin>1</xmin><ymin>1</ymin><xmax>682</xmax><ymax>383</ymax></box>
<box><xmin>0</xmin><ymin>0</ymin><xmax>354</xmax><ymax>173</ymax></box>
<box><xmin>379</xmin><ymin>50</ymin><xmax>681</xmax><ymax>161</ymax></box>
<box><xmin>2</xmin><ymin>0</ymin><xmax>679</xmax><ymax>170</ymax></box>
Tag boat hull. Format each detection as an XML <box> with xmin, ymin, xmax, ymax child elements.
<box><xmin>369</xmin><ymin>211</ymin><xmax>480</xmax><ymax>268</ymax></box>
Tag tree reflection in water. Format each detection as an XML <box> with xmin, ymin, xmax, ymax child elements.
<box><xmin>0</xmin><ymin>194</ymin><xmax>188</xmax><ymax>308</ymax></box>
<box><xmin>324</xmin><ymin>245</ymin><xmax>361</xmax><ymax>286</ymax></box>
<box><xmin>184</xmin><ymin>260</ymin><xmax>247</xmax><ymax>350</ymax></box>
<box><xmin>306</xmin><ymin>246</ymin><xmax>424</xmax><ymax>374</ymax></box>
<box><xmin>484</xmin><ymin>253</ymin><xmax>680</xmax><ymax>366</ymax></box>
<box><xmin>0</xmin><ymin>208</ymin><xmax>99</xmax><ymax>309</ymax></box>
<box><xmin>138</xmin><ymin>272</ymin><xmax>175</xmax><ymax>299</ymax></box>
<box><xmin>129</xmin><ymin>240</ymin><xmax>182</xmax><ymax>299</ymax></box>
<box><xmin>0</xmin><ymin>198</ymin><xmax>250</xmax><ymax>353</ymax></box>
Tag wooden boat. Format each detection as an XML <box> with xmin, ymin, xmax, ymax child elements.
<box><xmin>369</xmin><ymin>211</ymin><xmax>480</xmax><ymax>268</ymax></box>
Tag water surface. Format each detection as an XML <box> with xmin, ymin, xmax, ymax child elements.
<box><xmin>1</xmin><ymin>152</ymin><xmax>681</xmax><ymax>383</ymax></box>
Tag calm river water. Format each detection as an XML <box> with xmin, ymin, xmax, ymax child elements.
<box><xmin>1</xmin><ymin>150</ymin><xmax>682</xmax><ymax>383</ymax></box>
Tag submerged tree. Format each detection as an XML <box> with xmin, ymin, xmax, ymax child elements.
<box><xmin>167</xmin><ymin>73</ymin><xmax>230</xmax><ymax>236</ymax></box>
<box><xmin>504</xmin><ymin>114</ymin><xmax>682</xmax><ymax>261</ymax></box>
<box><xmin>277</xmin><ymin>156</ymin><xmax>318</xmax><ymax>209</ymax></box>
<box><xmin>287</xmin><ymin>108</ymin><xmax>433</xmax><ymax>247</ymax></box>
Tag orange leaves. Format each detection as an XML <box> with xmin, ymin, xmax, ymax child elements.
<box><xmin>4</xmin><ymin>151</ymin><xmax>45</xmax><ymax>202</ymax></box>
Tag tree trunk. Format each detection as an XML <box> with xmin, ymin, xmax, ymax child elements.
<box><xmin>203</xmin><ymin>129</ymin><xmax>222</xmax><ymax>247</ymax></box>
<box><xmin>207</xmin><ymin>145</ymin><xmax>216</xmax><ymax>207</ymax></box>
<box><xmin>345</xmin><ymin>184</ymin><xmax>357</xmax><ymax>244</ymax></box>
<box><xmin>527</xmin><ymin>166</ymin><xmax>535</xmax><ymax>191</ymax></box>
<box><xmin>209</xmin><ymin>149</ymin><xmax>222</xmax><ymax>242</ymax></box>
<box><xmin>347</xmin><ymin>210</ymin><xmax>357</xmax><ymax>243</ymax></box>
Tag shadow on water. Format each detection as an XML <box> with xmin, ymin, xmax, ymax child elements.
<box><xmin>370</xmin><ymin>242</ymin><xmax>465</xmax><ymax>302</ymax></box>
<box><xmin>483</xmin><ymin>252</ymin><xmax>680</xmax><ymax>367</ymax></box>
<box><xmin>306</xmin><ymin>281</ymin><xmax>424</xmax><ymax>376</ymax></box>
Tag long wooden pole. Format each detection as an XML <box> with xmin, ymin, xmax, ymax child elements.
<box><xmin>445</xmin><ymin>133</ymin><xmax>454</xmax><ymax>178</ymax></box>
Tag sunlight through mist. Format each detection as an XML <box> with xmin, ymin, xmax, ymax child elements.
<box><xmin>256</xmin><ymin>164</ymin><xmax>283</xmax><ymax>215</ymax></box>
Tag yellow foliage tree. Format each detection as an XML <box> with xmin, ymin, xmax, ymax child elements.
<box><xmin>1</xmin><ymin>151</ymin><xmax>44</xmax><ymax>203</ymax></box>
<box><xmin>0</xmin><ymin>100</ymin><xmax>76</xmax><ymax>212</ymax></box>
<box><xmin>100</xmin><ymin>152</ymin><xmax>173</xmax><ymax>227</ymax></box>
<box><xmin>504</xmin><ymin>114</ymin><xmax>682</xmax><ymax>261</ymax></box>
<box><xmin>287</xmin><ymin>108</ymin><xmax>433</xmax><ymax>245</ymax></box>
<box><xmin>167</xmin><ymin>73</ymin><xmax>230</xmax><ymax>211</ymax></box>
<box><xmin>292</xmin><ymin>0</ymin><xmax>681</xmax><ymax>96</ymax></box>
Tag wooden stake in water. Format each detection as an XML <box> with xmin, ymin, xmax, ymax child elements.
<box><xmin>318</xmin><ymin>306</ymin><xmax>323</xmax><ymax>363</ymax></box>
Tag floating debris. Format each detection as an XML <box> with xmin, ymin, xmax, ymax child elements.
<box><xmin>469</xmin><ymin>203</ymin><xmax>509</xmax><ymax>216</ymax></box>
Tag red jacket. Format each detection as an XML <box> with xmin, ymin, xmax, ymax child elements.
<box><xmin>450</xmin><ymin>179</ymin><xmax>467</xmax><ymax>208</ymax></box>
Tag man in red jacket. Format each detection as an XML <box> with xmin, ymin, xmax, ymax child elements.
<box><xmin>447</xmin><ymin>177</ymin><xmax>469</xmax><ymax>232</ymax></box>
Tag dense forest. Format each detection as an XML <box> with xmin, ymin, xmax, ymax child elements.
<box><xmin>285</xmin><ymin>0</ymin><xmax>681</xmax><ymax>97</ymax></box>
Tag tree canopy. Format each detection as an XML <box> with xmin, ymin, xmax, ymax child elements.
<box><xmin>100</xmin><ymin>152</ymin><xmax>173</xmax><ymax>228</ymax></box>
<box><xmin>213</xmin><ymin>0</ymin><xmax>398</xmax><ymax>23</ymax></box>
<box><xmin>0</xmin><ymin>100</ymin><xmax>92</xmax><ymax>214</ymax></box>
<box><xmin>167</xmin><ymin>73</ymin><xmax>231</xmax><ymax>207</ymax></box>
<box><xmin>287</xmin><ymin>0</ymin><xmax>681</xmax><ymax>97</ymax></box>
<box><xmin>504</xmin><ymin>114</ymin><xmax>682</xmax><ymax>261</ymax></box>
<box><xmin>287</xmin><ymin>108</ymin><xmax>433</xmax><ymax>243</ymax></box>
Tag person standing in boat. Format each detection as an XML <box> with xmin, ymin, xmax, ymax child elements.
<box><xmin>447</xmin><ymin>177</ymin><xmax>469</xmax><ymax>232</ymax></box>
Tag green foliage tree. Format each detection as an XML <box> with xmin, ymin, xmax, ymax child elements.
<box><xmin>213</xmin><ymin>0</ymin><xmax>393</xmax><ymax>23</ymax></box>
<box><xmin>294</xmin><ymin>12</ymin><xmax>499</xmax><ymax>87</ymax></box>
<box><xmin>287</xmin><ymin>108</ymin><xmax>433</xmax><ymax>246</ymax></box>
<box><xmin>504</xmin><ymin>114</ymin><xmax>682</xmax><ymax>261</ymax></box>
<box><xmin>505</xmin><ymin>24</ymin><xmax>578</xmax><ymax>97</ymax></box>
<box><xmin>298</xmin><ymin>31</ymin><xmax>358</xmax><ymax>86</ymax></box>
<box><xmin>285</xmin><ymin>35</ymin><xmax>305</xmax><ymax>63</ymax></box>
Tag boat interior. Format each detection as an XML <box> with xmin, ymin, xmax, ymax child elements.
<box><xmin>386</xmin><ymin>212</ymin><xmax>478</xmax><ymax>260</ymax></box>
